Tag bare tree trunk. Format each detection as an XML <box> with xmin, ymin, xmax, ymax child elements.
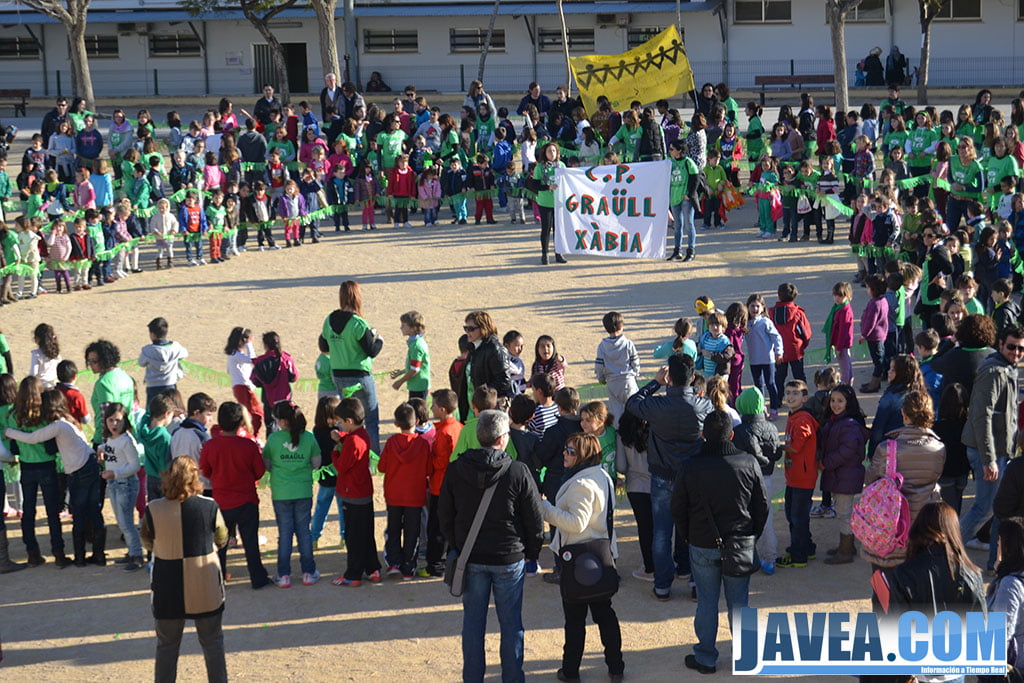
<box><xmin>556</xmin><ymin>0</ymin><xmax>572</xmax><ymax>97</ymax></box>
<box><xmin>477</xmin><ymin>0</ymin><xmax>501</xmax><ymax>82</ymax></box>
<box><xmin>68</xmin><ymin>22</ymin><xmax>95</xmax><ymax>105</ymax></box>
<box><xmin>311</xmin><ymin>0</ymin><xmax>340</xmax><ymax>82</ymax></box>
<box><xmin>246</xmin><ymin>12</ymin><xmax>291</xmax><ymax>100</ymax></box>
<box><xmin>827</xmin><ymin>1</ymin><xmax>850</xmax><ymax>112</ymax></box>
<box><xmin>916</xmin><ymin>20</ymin><xmax>932</xmax><ymax>104</ymax></box>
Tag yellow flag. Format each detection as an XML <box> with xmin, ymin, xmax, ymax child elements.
<box><xmin>570</xmin><ymin>26</ymin><xmax>695</xmax><ymax>117</ymax></box>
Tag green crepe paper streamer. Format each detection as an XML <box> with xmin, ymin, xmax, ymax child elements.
<box><xmin>3</xmin><ymin>462</ymin><xmax>19</xmax><ymax>484</ymax></box>
<box><xmin>313</xmin><ymin>464</ymin><xmax>338</xmax><ymax>482</ymax></box>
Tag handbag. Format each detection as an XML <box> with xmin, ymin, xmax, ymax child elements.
<box><xmin>698</xmin><ymin>490</ymin><xmax>758</xmax><ymax>578</ymax></box>
<box><xmin>796</xmin><ymin>195</ymin><xmax>813</xmax><ymax>214</ymax></box>
<box><xmin>558</xmin><ymin>476</ymin><xmax>620</xmax><ymax>604</ymax></box>
<box><xmin>444</xmin><ymin>461</ymin><xmax>510</xmax><ymax>597</ymax></box>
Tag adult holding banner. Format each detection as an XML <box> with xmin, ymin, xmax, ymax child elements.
<box><xmin>667</xmin><ymin>141</ymin><xmax>700</xmax><ymax>262</ymax></box>
<box><xmin>535</xmin><ymin>142</ymin><xmax>568</xmax><ymax>266</ymax></box>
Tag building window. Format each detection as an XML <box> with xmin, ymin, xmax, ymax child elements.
<box><xmin>0</xmin><ymin>36</ymin><xmax>40</xmax><ymax>59</ymax></box>
<box><xmin>936</xmin><ymin>0</ymin><xmax>981</xmax><ymax>19</ymax></box>
<box><xmin>363</xmin><ymin>29</ymin><xmax>418</xmax><ymax>53</ymax></box>
<box><xmin>734</xmin><ymin>0</ymin><xmax>792</xmax><ymax>23</ymax></box>
<box><xmin>149</xmin><ymin>34</ymin><xmax>202</xmax><ymax>57</ymax></box>
<box><xmin>537</xmin><ymin>28</ymin><xmax>595</xmax><ymax>53</ymax></box>
<box><xmin>84</xmin><ymin>35</ymin><xmax>119</xmax><ymax>58</ymax></box>
<box><xmin>627</xmin><ymin>27</ymin><xmax>665</xmax><ymax>48</ymax></box>
<box><xmin>846</xmin><ymin>0</ymin><xmax>885</xmax><ymax>22</ymax></box>
<box><xmin>450</xmin><ymin>28</ymin><xmax>505</xmax><ymax>53</ymax></box>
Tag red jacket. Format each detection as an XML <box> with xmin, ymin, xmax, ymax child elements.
<box><xmin>377</xmin><ymin>432</ymin><xmax>431</xmax><ymax>507</ymax></box>
<box><xmin>770</xmin><ymin>301</ymin><xmax>811</xmax><ymax>362</ymax></box>
<box><xmin>429</xmin><ymin>417</ymin><xmax>463</xmax><ymax>496</ymax></box>
<box><xmin>333</xmin><ymin>426</ymin><xmax>373</xmax><ymax>499</ymax></box>
<box><xmin>784</xmin><ymin>408</ymin><xmax>819</xmax><ymax>490</ymax></box>
<box><xmin>388</xmin><ymin>166</ymin><xmax>416</xmax><ymax>198</ymax></box>
<box><xmin>199</xmin><ymin>435</ymin><xmax>265</xmax><ymax>510</ymax></box>
<box><xmin>816</xmin><ymin>119</ymin><xmax>836</xmax><ymax>150</ymax></box>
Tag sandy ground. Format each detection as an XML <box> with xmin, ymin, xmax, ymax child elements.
<box><xmin>0</xmin><ymin>126</ymin><xmax>995</xmax><ymax>680</ymax></box>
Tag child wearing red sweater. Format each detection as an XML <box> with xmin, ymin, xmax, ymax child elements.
<box><xmin>776</xmin><ymin>380</ymin><xmax>819</xmax><ymax>569</ymax></box>
<box><xmin>377</xmin><ymin>403</ymin><xmax>432</xmax><ymax>579</ymax></box>
<box><xmin>422</xmin><ymin>389</ymin><xmax>462</xmax><ymax>577</ymax></box>
<box><xmin>331</xmin><ymin>398</ymin><xmax>382</xmax><ymax>586</ymax></box>
<box><xmin>198</xmin><ymin>401</ymin><xmax>271</xmax><ymax>589</ymax></box>
<box><xmin>387</xmin><ymin>153</ymin><xmax>416</xmax><ymax>229</ymax></box>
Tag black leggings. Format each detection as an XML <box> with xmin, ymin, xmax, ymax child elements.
<box><xmin>539</xmin><ymin>204</ymin><xmax>557</xmax><ymax>257</ymax></box>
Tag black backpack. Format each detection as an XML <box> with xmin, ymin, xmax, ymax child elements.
<box><xmin>251</xmin><ymin>355</ymin><xmax>281</xmax><ymax>387</ymax></box>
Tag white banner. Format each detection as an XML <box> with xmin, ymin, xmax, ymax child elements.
<box><xmin>553</xmin><ymin>160</ymin><xmax>670</xmax><ymax>259</ymax></box>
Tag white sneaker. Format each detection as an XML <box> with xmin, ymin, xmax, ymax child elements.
<box><xmin>259</xmin><ymin>246</ymin><xmax>265</xmax><ymax>252</ymax></box>
<box><xmin>393</xmin><ymin>222</ymin><xmax>400</xmax><ymax>229</ymax></box>
<box><xmin>272</xmin><ymin>245</ymin><xmax>281</xmax><ymax>250</ymax></box>
<box><xmin>809</xmin><ymin>503</ymin><xmax>825</xmax><ymax>518</ymax></box>
<box><xmin>187</xmin><ymin>259</ymin><xmax>197</xmax><ymax>266</ymax></box>
<box><xmin>198</xmin><ymin>258</ymin><xmax>207</xmax><ymax>265</ymax></box>
<box><xmin>632</xmin><ymin>568</ymin><xmax>655</xmax><ymax>582</ymax></box>
<box><xmin>274</xmin><ymin>574</ymin><xmax>291</xmax><ymax>588</ymax></box>
<box><xmin>403</xmin><ymin>222</ymin><xmax>412</xmax><ymax>229</ymax></box>
<box><xmin>302</xmin><ymin>570</ymin><xmax>321</xmax><ymax>586</ymax></box>
<box><xmin>966</xmin><ymin>538</ymin><xmax>990</xmax><ymax>551</ymax></box>
<box><xmin>756</xmin><ymin>231</ymin><xmax>766</xmax><ymax>239</ymax></box>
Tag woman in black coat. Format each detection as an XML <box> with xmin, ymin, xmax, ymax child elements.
<box><xmin>464</xmin><ymin>310</ymin><xmax>513</xmax><ymax>399</ymax></box>
<box><xmin>864</xmin><ymin>48</ymin><xmax>885</xmax><ymax>87</ymax></box>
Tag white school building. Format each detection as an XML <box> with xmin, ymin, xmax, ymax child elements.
<box><xmin>0</xmin><ymin>0</ymin><xmax>1022</xmax><ymax>99</ymax></box>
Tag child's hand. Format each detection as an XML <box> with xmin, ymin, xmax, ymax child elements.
<box><xmin>101</xmin><ymin>471</ymin><xmax>114</xmax><ymax>480</ymax></box>
<box><xmin>388</xmin><ymin>368</ymin><xmax>403</xmax><ymax>379</ymax></box>
<box><xmin>391</xmin><ymin>379</ymin><xmax>404</xmax><ymax>390</ymax></box>
<box><xmin>330</xmin><ymin>428</ymin><xmax>344</xmax><ymax>443</ymax></box>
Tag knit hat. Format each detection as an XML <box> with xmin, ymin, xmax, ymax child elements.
<box><xmin>694</xmin><ymin>298</ymin><xmax>716</xmax><ymax>315</ymax></box>
<box><xmin>735</xmin><ymin>387</ymin><xmax>765</xmax><ymax>416</ymax></box>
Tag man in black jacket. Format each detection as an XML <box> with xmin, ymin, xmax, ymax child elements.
<box><xmin>439</xmin><ymin>410</ymin><xmax>544</xmax><ymax>683</ymax></box>
<box><xmin>626</xmin><ymin>354</ymin><xmax>712</xmax><ymax>600</ymax></box>
<box><xmin>672</xmin><ymin>410</ymin><xmax>769</xmax><ymax>674</ymax></box>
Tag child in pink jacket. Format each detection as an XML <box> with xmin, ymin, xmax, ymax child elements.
<box><xmin>417</xmin><ymin>168</ymin><xmax>442</xmax><ymax>227</ymax></box>
<box><xmin>828</xmin><ymin>281</ymin><xmax>856</xmax><ymax>385</ymax></box>
<box><xmin>858</xmin><ymin>274</ymin><xmax>890</xmax><ymax>393</ymax></box>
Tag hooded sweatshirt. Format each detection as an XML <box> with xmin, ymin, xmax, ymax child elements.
<box><xmin>594</xmin><ymin>334</ymin><xmax>640</xmax><ymax>382</ymax></box>
<box><xmin>378</xmin><ymin>431</ymin><xmax>432</xmax><ymax>507</ymax></box>
<box><xmin>138</xmin><ymin>339</ymin><xmax>189</xmax><ymax>387</ymax></box>
<box><xmin>732</xmin><ymin>388</ymin><xmax>780</xmax><ymax>476</ymax></box>
<box><xmin>770</xmin><ymin>300</ymin><xmax>811</xmax><ymax>362</ymax></box>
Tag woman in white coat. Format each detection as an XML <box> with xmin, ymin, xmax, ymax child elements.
<box><xmin>542</xmin><ymin>433</ymin><xmax>624</xmax><ymax>681</ymax></box>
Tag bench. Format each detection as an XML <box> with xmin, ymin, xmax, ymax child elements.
<box><xmin>0</xmin><ymin>89</ymin><xmax>29</xmax><ymax>117</ymax></box>
<box><xmin>754</xmin><ymin>75</ymin><xmax>834</xmax><ymax>106</ymax></box>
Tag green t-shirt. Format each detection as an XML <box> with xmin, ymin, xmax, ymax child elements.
<box><xmin>612</xmin><ymin>124</ymin><xmax>641</xmax><ymax>159</ymax></box>
<box><xmin>268</xmin><ymin>139</ymin><xmax>296</xmax><ymax>162</ymax></box>
<box><xmin>90</xmin><ymin>368</ymin><xmax>136</xmax><ymax>444</ymax></box>
<box><xmin>451</xmin><ymin>417</ymin><xmax>517</xmax><ymax>461</ymax></box>
<box><xmin>266</xmin><ymin>429</ymin><xmax>319</xmax><ymax>500</ymax></box>
<box><xmin>985</xmin><ymin>155</ymin><xmax>1019</xmax><ymax>195</ymax></box>
<box><xmin>6</xmin><ymin>418</ymin><xmax>57</xmax><ymax>464</ymax></box>
<box><xmin>475</xmin><ymin>116</ymin><xmax>496</xmax><ymax>152</ymax></box>
<box><xmin>405</xmin><ymin>334</ymin><xmax>430</xmax><ymax>393</ymax></box>
<box><xmin>721</xmin><ymin>97</ymin><xmax>739</xmax><ymax>124</ymax></box>
<box><xmin>206</xmin><ymin>204</ymin><xmax>226</xmax><ymax>231</ymax></box>
<box><xmin>880</xmin><ymin>98</ymin><xmax>907</xmax><ymax>117</ymax></box>
<box><xmin>883</xmin><ymin>130</ymin><xmax>907</xmax><ymax>154</ymax></box>
<box><xmin>322</xmin><ymin>312</ymin><xmax>376</xmax><ymax>375</ymax></box>
<box><xmin>669</xmin><ymin>156</ymin><xmax>699</xmax><ymax>206</ymax></box>
<box><xmin>746</xmin><ymin>115</ymin><xmax>765</xmax><ymax>156</ymax></box>
<box><xmin>376</xmin><ymin>130</ymin><xmax>407</xmax><ymax>169</ymax></box>
<box><xmin>905</xmin><ymin>127</ymin><xmax>938</xmax><ymax>168</ymax></box>
<box><xmin>949</xmin><ymin>156</ymin><xmax>985</xmax><ymax>199</ymax></box>
<box><xmin>315</xmin><ymin>353</ymin><xmax>334</xmax><ymax>392</ymax></box>
<box><xmin>533</xmin><ymin>161</ymin><xmax>565</xmax><ymax>208</ymax></box>
<box><xmin>597</xmin><ymin>426</ymin><xmax>618</xmax><ymax>479</ymax></box>
<box><xmin>965</xmin><ymin>297</ymin><xmax>985</xmax><ymax>316</ymax></box>
<box><xmin>136</xmin><ymin>412</ymin><xmax>172</xmax><ymax>477</ymax></box>
<box><xmin>0</xmin><ymin>333</ymin><xmax>8</xmax><ymax>374</ymax></box>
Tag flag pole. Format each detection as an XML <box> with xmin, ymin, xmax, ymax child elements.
<box><xmin>557</xmin><ymin>0</ymin><xmax>573</xmax><ymax>98</ymax></box>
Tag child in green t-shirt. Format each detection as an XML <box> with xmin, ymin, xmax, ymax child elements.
<box><xmin>390</xmin><ymin>311</ymin><xmax>430</xmax><ymax>401</ymax></box>
<box><xmin>703</xmin><ymin>149</ymin><xmax>729</xmax><ymax>230</ymax></box>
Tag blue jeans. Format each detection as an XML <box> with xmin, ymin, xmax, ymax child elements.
<box><xmin>108</xmin><ymin>476</ymin><xmax>142</xmax><ymax>557</ymax></box>
<box><xmin>461</xmin><ymin>560</ymin><xmax>526</xmax><ymax>683</ymax></box>
<box><xmin>333</xmin><ymin>374</ymin><xmax>380</xmax><ymax>455</ymax></box>
<box><xmin>774</xmin><ymin>359</ymin><xmax>805</xmax><ymax>405</ymax></box>
<box><xmin>690</xmin><ymin>544</ymin><xmax>750</xmax><ymax>668</ymax></box>
<box><xmin>960</xmin><ymin>447</ymin><xmax>1006</xmax><ymax>570</ymax></box>
<box><xmin>945</xmin><ymin>196</ymin><xmax>969</xmax><ymax>232</ymax></box>
<box><xmin>781</xmin><ymin>206</ymin><xmax>797</xmax><ymax>239</ymax></box>
<box><xmin>670</xmin><ymin>199</ymin><xmax>696</xmax><ymax>251</ymax></box>
<box><xmin>273</xmin><ymin>498</ymin><xmax>316</xmax><ymax>577</ymax></box>
<box><xmin>749</xmin><ymin>363</ymin><xmax>779</xmax><ymax>409</ymax></box>
<box><xmin>651</xmin><ymin>474</ymin><xmax>686</xmax><ymax>593</ymax></box>
<box><xmin>184</xmin><ymin>239</ymin><xmax>200</xmax><ymax>262</ymax></box>
<box><xmin>311</xmin><ymin>486</ymin><xmax>345</xmax><ymax>542</ymax></box>
<box><xmin>784</xmin><ymin>486</ymin><xmax>814</xmax><ymax>562</ymax></box>
<box><xmin>67</xmin><ymin>456</ymin><xmax>104</xmax><ymax>560</ymax></box>
<box><xmin>19</xmin><ymin>460</ymin><xmax>65</xmax><ymax>555</ymax></box>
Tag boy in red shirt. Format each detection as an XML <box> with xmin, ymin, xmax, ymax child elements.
<box><xmin>331</xmin><ymin>398</ymin><xmax>382</xmax><ymax>586</ymax></box>
<box><xmin>377</xmin><ymin>403</ymin><xmax>431</xmax><ymax>579</ymax></box>
<box><xmin>55</xmin><ymin>360</ymin><xmax>90</xmax><ymax>425</ymax></box>
<box><xmin>199</xmin><ymin>401</ymin><xmax>271</xmax><ymax>589</ymax></box>
<box><xmin>776</xmin><ymin>380</ymin><xmax>819</xmax><ymax>569</ymax></box>
<box><xmin>421</xmin><ymin>389</ymin><xmax>462</xmax><ymax>577</ymax></box>
<box><xmin>770</xmin><ymin>282</ymin><xmax>812</xmax><ymax>403</ymax></box>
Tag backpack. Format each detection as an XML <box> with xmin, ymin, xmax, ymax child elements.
<box><xmin>851</xmin><ymin>439</ymin><xmax>910</xmax><ymax>557</ymax></box>
<box><xmin>251</xmin><ymin>354</ymin><xmax>281</xmax><ymax>388</ymax></box>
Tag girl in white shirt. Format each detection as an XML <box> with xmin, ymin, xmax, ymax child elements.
<box><xmin>29</xmin><ymin>323</ymin><xmax>62</xmax><ymax>389</ymax></box>
<box><xmin>100</xmin><ymin>402</ymin><xmax>144</xmax><ymax>570</ymax></box>
<box><xmin>225</xmin><ymin>326</ymin><xmax>264</xmax><ymax>436</ymax></box>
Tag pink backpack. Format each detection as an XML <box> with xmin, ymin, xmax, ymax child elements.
<box><xmin>851</xmin><ymin>439</ymin><xmax>910</xmax><ymax>557</ymax></box>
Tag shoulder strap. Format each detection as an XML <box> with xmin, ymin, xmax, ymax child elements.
<box><xmin>602</xmin><ymin>473</ymin><xmax>615</xmax><ymax>539</ymax></box>
<box><xmin>457</xmin><ymin>460</ymin><xmax>511</xmax><ymax>570</ymax></box>
<box><xmin>697</xmin><ymin>486</ymin><xmax>724</xmax><ymax>548</ymax></box>
<box><xmin>886</xmin><ymin>439</ymin><xmax>898</xmax><ymax>478</ymax></box>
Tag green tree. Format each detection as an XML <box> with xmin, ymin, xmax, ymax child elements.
<box><xmin>17</xmin><ymin>0</ymin><xmax>94</xmax><ymax>106</ymax></box>
<box><xmin>180</xmin><ymin>0</ymin><xmax>299</xmax><ymax>99</ymax></box>
<box><xmin>825</xmin><ymin>0</ymin><xmax>865</xmax><ymax>113</ymax></box>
